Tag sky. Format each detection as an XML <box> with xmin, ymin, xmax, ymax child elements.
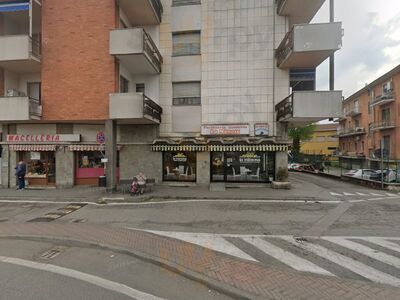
<box><xmin>313</xmin><ymin>0</ymin><xmax>400</xmax><ymax>98</ymax></box>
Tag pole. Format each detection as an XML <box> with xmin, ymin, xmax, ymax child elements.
<box><xmin>329</xmin><ymin>0</ymin><xmax>335</xmax><ymax>91</ymax></box>
<box><xmin>381</xmin><ymin>139</ymin><xmax>384</xmax><ymax>190</ymax></box>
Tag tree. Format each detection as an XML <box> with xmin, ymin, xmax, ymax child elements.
<box><xmin>288</xmin><ymin>124</ymin><xmax>316</xmax><ymax>162</ymax></box>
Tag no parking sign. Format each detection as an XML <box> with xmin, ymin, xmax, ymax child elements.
<box><xmin>96</xmin><ymin>132</ymin><xmax>106</xmax><ymax>144</ymax></box>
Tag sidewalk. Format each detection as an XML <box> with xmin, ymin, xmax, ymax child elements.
<box><xmin>0</xmin><ymin>223</ymin><xmax>398</xmax><ymax>299</ymax></box>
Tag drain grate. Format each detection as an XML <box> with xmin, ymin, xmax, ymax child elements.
<box><xmin>28</xmin><ymin>203</ymin><xmax>87</xmax><ymax>223</ymax></box>
<box><xmin>40</xmin><ymin>246</ymin><xmax>68</xmax><ymax>260</ymax></box>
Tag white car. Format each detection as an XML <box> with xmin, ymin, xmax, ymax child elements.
<box><xmin>343</xmin><ymin>169</ymin><xmax>379</xmax><ymax>180</ymax></box>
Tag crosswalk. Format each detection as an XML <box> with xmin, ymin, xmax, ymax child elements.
<box><xmin>138</xmin><ymin>229</ymin><xmax>400</xmax><ymax>287</ymax></box>
<box><xmin>329</xmin><ymin>191</ymin><xmax>400</xmax><ymax>198</ymax></box>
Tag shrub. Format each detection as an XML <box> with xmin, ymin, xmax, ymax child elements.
<box><xmin>276</xmin><ymin>167</ymin><xmax>289</xmax><ymax>182</ymax></box>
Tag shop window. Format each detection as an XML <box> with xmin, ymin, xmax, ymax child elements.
<box><xmin>172</xmin><ymin>32</ymin><xmax>201</xmax><ymax>56</ymax></box>
<box><xmin>211</xmin><ymin>152</ymin><xmax>274</xmax><ymax>183</ymax></box>
<box><xmin>19</xmin><ymin>152</ymin><xmax>56</xmax><ymax>185</ymax></box>
<box><xmin>173</xmin><ymin>82</ymin><xmax>201</xmax><ymax>105</ymax></box>
<box><xmin>163</xmin><ymin>151</ymin><xmax>196</xmax><ymax>182</ymax></box>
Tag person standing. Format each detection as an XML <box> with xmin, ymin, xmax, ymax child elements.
<box><xmin>15</xmin><ymin>161</ymin><xmax>27</xmax><ymax>191</ymax></box>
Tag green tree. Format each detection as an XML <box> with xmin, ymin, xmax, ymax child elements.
<box><xmin>288</xmin><ymin>124</ymin><xmax>316</xmax><ymax>162</ymax></box>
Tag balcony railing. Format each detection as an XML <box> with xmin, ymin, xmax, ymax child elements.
<box><xmin>0</xmin><ymin>96</ymin><xmax>42</xmax><ymax>121</ymax></box>
<box><xmin>276</xmin><ymin>94</ymin><xmax>293</xmax><ymax>121</ymax></box>
<box><xmin>151</xmin><ymin>0</ymin><xmax>163</xmax><ymax>23</ymax></box>
<box><xmin>345</xmin><ymin>107</ymin><xmax>361</xmax><ymax>117</ymax></box>
<box><xmin>337</xmin><ymin>127</ymin><xmax>366</xmax><ymax>137</ymax></box>
<box><xmin>31</xmin><ymin>36</ymin><xmax>41</xmax><ymax>59</ymax></box>
<box><xmin>371</xmin><ymin>90</ymin><xmax>395</xmax><ymax>106</ymax></box>
<box><xmin>143</xmin><ymin>29</ymin><xmax>163</xmax><ymax>73</ymax></box>
<box><xmin>370</xmin><ymin>120</ymin><xmax>396</xmax><ymax>131</ymax></box>
<box><xmin>143</xmin><ymin>95</ymin><xmax>163</xmax><ymax>123</ymax></box>
<box><xmin>29</xmin><ymin>98</ymin><xmax>42</xmax><ymax>118</ymax></box>
<box><xmin>276</xmin><ymin>28</ymin><xmax>295</xmax><ymax>68</ymax></box>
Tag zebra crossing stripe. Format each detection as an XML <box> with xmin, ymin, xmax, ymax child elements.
<box><xmin>329</xmin><ymin>192</ymin><xmax>343</xmax><ymax>196</ymax></box>
<box><xmin>280</xmin><ymin>236</ymin><xmax>400</xmax><ymax>287</ymax></box>
<box><xmin>242</xmin><ymin>237</ymin><xmax>333</xmax><ymax>276</ymax></box>
<box><xmin>356</xmin><ymin>192</ymin><xmax>369</xmax><ymax>196</ymax></box>
<box><xmin>370</xmin><ymin>193</ymin><xmax>384</xmax><ymax>197</ymax></box>
<box><xmin>358</xmin><ymin>238</ymin><xmax>400</xmax><ymax>254</ymax></box>
<box><xmin>323</xmin><ymin>237</ymin><xmax>400</xmax><ymax>269</ymax></box>
<box><xmin>385</xmin><ymin>193</ymin><xmax>398</xmax><ymax>197</ymax></box>
<box><xmin>343</xmin><ymin>192</ymin><xmax>356</xmax><ymax>196</ymax></box>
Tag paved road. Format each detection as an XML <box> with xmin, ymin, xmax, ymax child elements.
<box><xmin>0</xmin><ymin>239</ymin><xmax>231</xmax><ymax>300</ymax></box>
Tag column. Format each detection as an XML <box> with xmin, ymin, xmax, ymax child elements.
<box><xmin>105</xmin><ymin>120</ymin><xmax>117</xmax><ymax>191</ymax></box>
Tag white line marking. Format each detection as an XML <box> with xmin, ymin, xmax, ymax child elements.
<box><xmin>386</xmin><ymin>193</ymin><xmax>398</xmax><ymax>197</ymax></box>
<box><xmin>323</xmin><ymin>237</ymin><xmax>400</xmax><ymax>268</ymax></box>
<box><xmin>343</xmin><ymin>192</ymin><xmax>356</xmax><ymax>196</ymax></box>
<box><xmin>356</xmin><ymin>192</ymin><xmax>369</xmax><ymax>196</ymax></box>
<box><xmin>330</xmin><ymin>192</ymin><xmax>343</xmax><ymax>196</ymax></box>
<box><xmin>241</xmin><ymin>237</ymin><xmax>333</xmax><ymax>276</ymax></box>
<box><xmin>0</xmin><ymin>256</ymin><xmax>166</xmax><ymax>300</ymax></box>
<box><xmin>358</xmin><ymin>237</ymin><xmax>400</xmax><ymax>254</ymax></box>
<box><xmin>280</xmin><ymin>237</ymin><xmax>400</xmax><ymax>287</ymax></box>
<box><xmin>370</xmin><ymin>193</ymin><xmax>384</xmax><ymax>197</ymax></box>
<box><xmin>138</xmin><ymin>229</ymin><xmax>257</xmax><ymax>262</ymax></box>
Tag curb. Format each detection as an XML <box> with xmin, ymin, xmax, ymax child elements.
<box><xmin>0</xmin><ymin>234</ymin><xmax>260</xmax><ymax>300</ymax></box>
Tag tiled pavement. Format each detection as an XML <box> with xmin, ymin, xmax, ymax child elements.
<box><xmin>0</xmin><ymin>223</ymin><xmax>399</xmax><ymax>299</ymax></box>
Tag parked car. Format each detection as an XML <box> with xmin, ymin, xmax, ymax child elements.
<box><xmin>288</xmin><ymin>163</ymin><xmax>301</xmax><ymax>171</ymax></box>
<box><xmin>343</xmin><ymin>169</ymin><xmax>379</xmax><ymax>180</ymax></box>
<box><xmin>375</xmin><ymin>169</ymin><xmax>397</xmax><ymax>183</ymax></box>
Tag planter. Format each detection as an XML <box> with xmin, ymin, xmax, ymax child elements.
<box><xmin>272</xmin><ymin>181</ymin><xmax>291</xmax><ymax>189</ymax></box>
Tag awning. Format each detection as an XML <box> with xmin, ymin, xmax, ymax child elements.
<box><xmin>9</xmin><ymin>144</ymin><xmax>57</xmax><ymax>152</ymax></box>
<box><xmin>0</xmin><ymin>1</ymin><xmax>29</xmax><ymax>12</ymax></box>
<box><xmin>151</xmin><ymin>144</ymin><xmax>288</xmax><ymax>152</ymax></box>
<box><xmin>68</xmin><ymin>145</ymin><xmax>123</xmax><ymax>151</ymax></box>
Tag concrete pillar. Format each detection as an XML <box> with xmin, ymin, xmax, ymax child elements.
<box><xmin>105</xmin><ymin>120</ymin><xmax>117</xmax><ymax>191</ymax></box>
<box><xmin>275</xmin><ymin>151</ymin><xmax>288</xmax><ymax>179</ymax></box>
<box><xmin>196</xmin><ymin>152</ymin><xmax>210</xmax><ymax>186</ymax></box>
<box><xmin>55</xmin><ymin>148</ymin><xmax>74</xmax><ymax>188</ymax></box>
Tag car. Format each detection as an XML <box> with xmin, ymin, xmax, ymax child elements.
<box><xmin>343</xmin><ymin>169</ymin><xmax>379</xmax><ymax>180</ymax></box>
<box><xmin>288</xmin><ymin>163</ymin><xmax>301</xmax><ymax>171</ymax></box>
<box><xmin>375</xmin><ymin>169</ymin><xmax>397</xmax><ymax>183</ymax></box>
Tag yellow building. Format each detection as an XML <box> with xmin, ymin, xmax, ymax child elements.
<box><xmin>301</xmin><ymin>124</ymin><xmax>339</xmax><ymax>156</ymax></box>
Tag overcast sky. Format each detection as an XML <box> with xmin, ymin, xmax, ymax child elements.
<box><xmin>313</xmin><ymin>0</ymin><xmax>400</xmax><ymax>98</ymax></box>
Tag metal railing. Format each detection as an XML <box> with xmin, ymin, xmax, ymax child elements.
<box><xmin>150</xmin><ymin>0</ymin><xmax>163</xmax><ymax>23</ymax></box>
<box><xmin>337</xmin><ymin>127</ymin><xmax>365</xmax><ymax>136</ymax></box>
<box><xmin>143</xmin><ymin>29</ymin><xmax>163</xmax><ymax>73</ymax></box>
<box><xmin>30</xmin><ymin>36</ymin><xmax>41</xmax><ymax>59</ymax></box>
<box><xmin>276</xmin><ymin>94</ymin><xmax>293</xmax><ymax>121</ymax></box>
<box><xmin>143</xmin><ymin>95</ymin><xmax>162</xmax><ymax>123</ymax></box>
<box><xmin>371</xmin><ymin>90</ymin><xmax>395</xmax><ymax>106</ymax></box>
<box><xmin>276</xmin><ymin>0</ymin><xmax>286</xmax><ymax>14</ymax></box>
<box><xmin>276</xmin><ymin>27</ymin><xmax>294</xmax><ymax>67</ymax></box>
<box><xmin>370</xmin><ymin>120</ymin><xmax>395</xmax><ymax>131</ymax></box>
<box><xmin>345</xmin><ymin>107</ymin><xmax>361</xmax><ymax>117</ymax></box>
<box><xmin>29</xmin><ymin>98</ymin><xmax>42</xmax><ymax>117</ymax></box>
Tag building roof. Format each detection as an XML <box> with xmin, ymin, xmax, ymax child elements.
<box><xmin>314</xmin><ymin>123</ymin><xmax>338</xmax><ymax>132</ymax></box>
<box><xmin>343</xmin><ymin>64</ymin><xmax>400</xmax><ymax>103</ymax></box>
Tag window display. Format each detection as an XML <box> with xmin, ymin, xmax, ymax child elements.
<box><xmin>163</xmin><ymin>151</ymin><xmax>196</xmax><ymax>182</ymax></box>
<box><xmin>19</xmin><ymin>152</ymin><xmax>56</xmax><ymax>186</ymax></box>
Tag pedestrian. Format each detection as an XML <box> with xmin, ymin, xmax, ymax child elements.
<box><xmin>136</xmin><ymin>172</ymin><xmax>147</xmax><ymax>195</ymax></box>
<box><xmin>15</xmin><ymin>161</ymin><xmax>27</xmax><ymax>191</ymax></box>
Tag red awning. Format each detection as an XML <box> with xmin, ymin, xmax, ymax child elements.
<box><xmin>9</xmin><ymin>144</ymin><xmax>57</xmax><ymax>152</ymax></box>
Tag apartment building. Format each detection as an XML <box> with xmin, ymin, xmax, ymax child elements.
<box><xmin>338</xmin><ymin>65</ymin><xmax>400</xmax><ymax>170</ymax></box>
<box><xmin>301</xmin><ymin>124</ymin><xmax>339</xmax><ymax>156</ymax></box>
<box><xmin>0</xmin><ymin>0</ymin><xmax>342</xmax><ymax>189</ymax></box>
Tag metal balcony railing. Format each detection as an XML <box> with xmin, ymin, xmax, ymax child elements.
<box><xmin>370</xmin><ymin>120</ymin><xmax>395</xmax><ymax>131</ymax></box>
<box><xmin>371</xmin><ymin>90</ymin><xmax>395</xmax><ymax>106</ymax></box>
<box><xmin>143</xmin><ymin>29</ymin><xmax>163</xmax><ymax>73</ymax></box>
<box><xmin>143</xmin><ymin>95</ymin><xmax>163</xmax><ymax>123</ymax></box>
<box><xmin>276</xmin><ymin>27</ymin><xmax>294</xmax><ymax>67</ymax></box>
<box><xmin>276</xmin><ymin>94</ymin><xmax>293</xmax><ymax>121</ymax></box>
<box><xmin>337</xmin><ymin>127</ymin><xmax>365</xmax><ymax>137</ymax></box>
<box><xmin>30</xmin><ymin>36</ymin><xmax>41</xmax><ymax>59</ymax></box>
<box><xmin>151</xmin><ymin>0</ymin><xmax>163</xmax><ymax>23</ymax></box>
<box><xmin>29</xmin><ymin>98</ymin><xmax>42</xmax><ymax>117</ymax></box>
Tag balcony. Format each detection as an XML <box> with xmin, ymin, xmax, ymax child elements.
<box><xmin>275</xmin><ymin>90</ymin><xmax>342</xmax><ymax>125</ymax></box>
<box><xmin>0</xmin><ymin>35</ymin><xmax>41</xmax><ymax>73</ymax></box>
<box><xmin>109</xmin><ymin>93</ymin><xmax>162</xmax><ymax>124</ymax></box>
<box><xmin>337</xmin><ymin>127</ymin><xmax>366</xmax><ymax>137</ymax></box>
<box><xmin>277</xmin><ymin>0</ymin><xmax>325</xmax><ymax>26</ymax></box>
<box><xmin>345</xmin><ymin>107</ymin><xmax>361</xmax><ymax>118</ymax></box>
<box><xmin>119</xmin><ymin>0</ymin><xmax>163</xmax><ymax>25</ymax></box>
<box><xmin>110</xmin><ymin>28</ymin><xmax>163</xmax><ymax>74</ymax></box>
<box><xmin>276</xmin><ymin>23</ymin><xmax>343</xmax><ymax>69</ymax></box>
<box><xmin>371</xmin><ymin>90</ymin><xmax>395</xmax><ymax>107</ymax></box>
<box><xmin>370</xmin><ymin>121</ymin><xmax>396</xmax><ymax>131</ymax></box>
<box><xmin>0</xmin><ymin>97</ymin><xmax>42</xmax><ymax>121</ymax></box>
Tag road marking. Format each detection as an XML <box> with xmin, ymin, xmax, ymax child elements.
<box><xmin>281</xmin><ymin>237</ymin><xmax>400</xmax><ymax>287</ymax></box>
<box><xmin>140</xmin><ymin>229</ymin><xmax>257</xmax><ymax>262</ymax></box>
<box><xmin>356</xmin><ymin>192</ymin><xmax>369</xmax><ymax>196</ymax></box>
<box><xmin>241</xmin><ymin>237</ymin><xmax>333</xmax><ymax>276</ymax></box>
<box><xmin>330</xmin><ymin>192</ymin><xmax>343</xmax><ymax>196</ymax></box>
<box><xmin>343</xmin><ymin>192</ymin><xmax>356</xmax><ymax>196</ymax></box>
<box><xmin>358</xmin><ymin>237</ymin><xmax>400</xmax><ymax>254</ymax></box>
<box><xmin>323</xmin><ymin>237</ymin><xmax>400</xmax><ymax>268</ymax></box>
<box><xmin>386</xmin><ymin>193</ymin><xmax>398</xmax><ymax>197</ymax></box>
<box><xmin>0</xmin><ymin>256</ymin><xmax>166</xmax><ymax>300</ymax></box>
<box><xmin>370</xmin><ymin>193</ymin><xmax>384</xmax><ymax>197</ymax></box>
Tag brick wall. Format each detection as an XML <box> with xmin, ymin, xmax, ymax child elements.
<box><xmin>41</xmin><ymin>0</ymin><xmax>117</xmax><ymax>121</ymax></box>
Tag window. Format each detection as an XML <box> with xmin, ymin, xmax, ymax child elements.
<box><xmin>172</xmin><ymin>0</ymin><xmax>201</xmax><ymax>6</ymax></box>
<box><xmin>173</xmin><ymin>82</ymin><xmax>201</xmax><ymax>105</ymax></box>
<box><xmin>27</xmin><ymin>82</ymin><xmax>41</xmax><ymax>103</ymax></box>
<box><xmin>354</xmin><ymin>119</ymin><xmax>360</xmax><ymax>128</ymax></box>
<box><xmin>368</xmin><ymin>101</ymin><xmax>372</xmax><ymax>114</ymax></box>
<box><xmin>120</xmin><ymin>76</ymin><xmax>129</xmax><ymax>93</ymax></box>
<box><xmin>172</xmin><ymin>32</ymin><xmax>201</xmax><ymax>56</ymax></box>
<box><xmin>136</xmin><ymin>83</ymin><xmax>145</xmax><ymax>94</ymax></box>
<box><xmin>163</xmin><ymin>152</ymin><xmax>196</xmax><ymax>182</ymax></box>
<box><xmin>383</xmin><ymin>81</ymin><xmax>392</xmax><ymax>93</ymax></box>
<box><xmin>382</xmin><ymin>109</ymin><xmax>391</xmax><ymax>124</ymax></box>
<box><xmin>316</xmin><ymin>136</ymin><xmax>325</xmax><ymax>142</ymax></box>
<box><xmin>383</xmin><ymin>135</ymin><xmax>391</xmax><ymax>157</ymax></box>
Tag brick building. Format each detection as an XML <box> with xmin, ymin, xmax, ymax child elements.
<box><xmin>338</xmin><ymin>64</ymin><xmax>400</xmax><ymax>170</ymax></box>
<box><xmin>0</xmin><ymin>0</ymin><xmax>342</xmax><ymax>188</ymax></box>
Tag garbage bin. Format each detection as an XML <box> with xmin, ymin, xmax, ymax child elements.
<box><xmin>99</xmin><ymin>176</ymin><xmax>106</xmax><ymax>187</ymax></box>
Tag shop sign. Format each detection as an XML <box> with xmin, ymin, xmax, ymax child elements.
<box><xmin>6</xmin><ymin>134</ymin><xmax>81</xmax><ymax>143</ymax></box>
<box><xmin>239</xmin><ymin>152</ymin><xmax>261</xmax><ymax>164</ymax></box>
<box><xmin>172</xmin><ymin>153</ymin><xmax>187</xmax><ymax>162</ymax></box>
<box><xmin>201</xmin><ymin>124</ymin><xmax>250</xmax><ymax>136</ymax></box>
<box><xmin>255</xmin><ymin>123</ymin><xmax>269</xmax><ymax>136</ymax></box>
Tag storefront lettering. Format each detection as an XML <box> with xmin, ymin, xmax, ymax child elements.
<box><xmin>172</xmin><ymin>153</ymin><xmax>188</xmax><ymax>162</ymax></box>
<box><xmin>6</xmin><ymin>134</ymin><xmax>80</xmax><ymax>143</ymax></box>
<box><xmin>239</xmin><ymin>152</ymin><xmax>261</xmax><ymax>164</ymax></box>
<box><xmin>201</xmin><ymin>124</ymin><xmax>250</xmax><ymax>136</ymax></box>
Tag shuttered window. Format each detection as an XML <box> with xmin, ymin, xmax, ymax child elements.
<box><xmin>173</xmin><ymin>82</ymin><xmax>201</xmax><ymax>105</ymax></box>
<box><xmin>173</xmin><ymin>32</ymin><xmax>200</xmax><ymax>56</ymax></box>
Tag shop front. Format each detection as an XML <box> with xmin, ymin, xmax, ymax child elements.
<box><xmin>163</xmin><ymin>151</ymin><xmax>197</xmax><ymax>182</ymax></box>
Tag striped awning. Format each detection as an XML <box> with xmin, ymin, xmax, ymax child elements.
<box><xmin>68</xmin><ymin>145</ymin><xmax>123</xmax><ymax>151</ymax></box>
<box><xmin>151</xmin><ymin>145</ymin><xmax>208</xmax><ymax>152</ymax></box>
<box><xmin>0</xmin><ymin>1</ymin><xmax>29</xmax><ymax>12</ymax></box>
<box><xmin>9</xmin><ymin>144</ymin><xmax>57</xmax><ymax>152</ymax></box>
<box><xmin>152</xmin><ymin>144</ymin><xmax>288</xmax><ymax>152</ymax></box>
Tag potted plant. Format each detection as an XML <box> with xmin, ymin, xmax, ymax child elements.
<box><xmin>272</xmin><ymin>167</ymin><xmax>291</xmax><ymax>189</ymax></box>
